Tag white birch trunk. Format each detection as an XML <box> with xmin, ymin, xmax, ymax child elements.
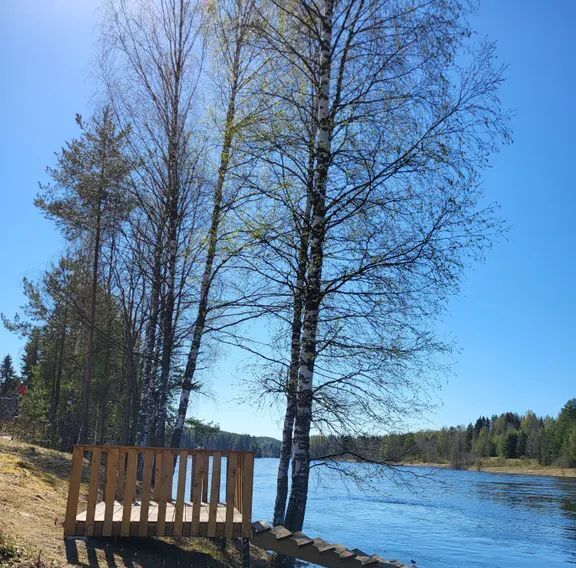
<box><xmin>284</xmin><ymin>0</ymin><xmax>334</xmax><ymax>532</ymax></box>
<box><xmin>170</xmin><ymin>18</ymin><xmax>245</xmax><ymax>449</ymax></box>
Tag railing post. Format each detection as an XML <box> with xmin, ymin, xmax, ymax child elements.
<box><xmin>121</xmin><ymin>448</ymin><xmax>138</xmax><ymax>536</ymax></box>
<box><xmin>241</xmin><ymin>453</ymin><xmax>254</xmax><ymax>538</ymax></box>
<box><xmin>85</xmin><ymin>447</ymin><xmax>102</xmax><ymax>536</ymax></box>
<box><xmin>103</xmin><ymin>448</ymin><xmax>119</xmax><ymax>537</ymax></box>
<box><xmin>207</xmin><ymin>452</ymin><xmax>221</xmax><ymax>537</ymax></box>
<box><xmin>225</xmin><ymin>453</ymin><xmax>237</xmax><ymax>537</ymax></box>
<box><xmin>156</xmin><ymin>450</ymin><xmax>171</xmax><ymax>536</ymax></box>
<box><xmin>139</xmin><ymin>449</ymin><xmax>154</xmax><ymax>537</ymax></box>
<box><xmin>174</xmin><ymin>450</ymin><xmax>188</xmax><ymax>536</ymax></box>
<box><xmin>116</xmin><ymin>450</ymin><xmax>126</xmax><ymax>500</ymax></box>
<box><xmin>191</xmin><ymin>452</ymin><xmax>206</xmax><ymax>535</ymax></box>
<box><xmin>64</xmin><ymin>446</ymin><xmax>84</xmax><ymax>536</ymax></box>
<box><xmin>154</xmin><ymin>451</ymin><xmax>163</xmax><ymax>501</ymax></box>
<box><xmin>202</xmin><ymin>453</ymin><xmax>210</xmax><ymax>502</ymax></box>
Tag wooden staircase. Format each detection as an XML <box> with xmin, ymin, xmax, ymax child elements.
<box><xmin>251</xmin><ymin>521</ymin><xmax>408</xmax><ymax>568</ymax></box>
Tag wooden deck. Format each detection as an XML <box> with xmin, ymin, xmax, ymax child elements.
<box><xmin>64</xmin><ymin>445</ymin><xmax>254</xmax><ymax>538</ymax></box>
<box><xmin>64</xmin><ymin>445</ymin><xmax>408</xmax><ymax>567</ymax></box>
<box><xmin>75</xmin><ymin>500</ymin><xmax>244</xmax><ymax>537</ymax></box>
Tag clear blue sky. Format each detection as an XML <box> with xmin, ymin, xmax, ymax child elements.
<box><xmin>1</xmin><ymin>1</ymin><xmax>574</xmax><ymax>438</ymax></box>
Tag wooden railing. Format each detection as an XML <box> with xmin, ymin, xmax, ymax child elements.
<box><xmin>64</xmin><ymin>445</ymin><xmax>254</xmax><ymax>539</ymax></box>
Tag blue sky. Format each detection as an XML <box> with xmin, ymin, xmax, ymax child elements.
<box><xmin>0</xmin><ymin>0</ymin><xmax>574</xmax><ymax>438</ymax></box>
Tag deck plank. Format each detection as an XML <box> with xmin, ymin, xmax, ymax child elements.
<box><xmin>76</xmin><ymin>500</ymin><xmax>242</xmax><ymax>533</ymax></box>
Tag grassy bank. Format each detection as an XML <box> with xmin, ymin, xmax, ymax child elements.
<box><xmin>0</xmin><ymin>438</ymin><xmax>271</xmax><ymax>567</ymax></box>
<box><xmin>404</xmin><ymin>457</ymin><xmax>576</xmax><ymax>478</ymax></box>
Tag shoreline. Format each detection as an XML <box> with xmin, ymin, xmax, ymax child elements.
<box><xmin>402</xmin><ymin>460</ymin><xmax>576</xmax><ymax>479</ymax></box>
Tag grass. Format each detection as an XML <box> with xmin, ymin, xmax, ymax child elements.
<box><xmin>404</xmin><ymin>456</ymin><xmax>576</xmax><ymax>478</ymax></box>
<box><xmin>0</xmin><ymin>437</ymin><xmax>272</xmax><ymax>567</ymax></box>
<box><xmin>473</xmin><ymin>457</ymin><xmax>576</xmax><ymax>477</ymax></box>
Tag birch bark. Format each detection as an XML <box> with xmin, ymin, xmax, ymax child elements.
<box><xmin>273</xmin><ymin>122</ymin><xmax>316</xmax><ymax>526</ymax></box>
<box><xmin>284</xmin><ymin>0</ymin><xmax>333</xmax><ymax>532</ymax></box>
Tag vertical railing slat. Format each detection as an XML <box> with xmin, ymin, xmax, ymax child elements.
<box><xmin>121</xmin><ymin>448</ymin><xmax>138</xmax><ymax>536</ymax></box>
<box><xmin>116</xmin><ymin>450</ymin><xmax>126</xmax><ymax>500</ymax></box>
<box><xmin>139</xmin><ymin>449</ymin><xmax>154</xmax><ymax>537</ymax></box>
<box><xmin>225</xmin><ymin>453</ymin><xmax>237</xmax><ymax>537</ymax></box>
<box><xmin>154</xmin><ymin>451</ymin><xmax>163</xmax><ymax>501</ymax></box>
<box><xmin>64</xmin><ymin>446</ymin><xmax>84</xmax><ymax>536</ymax></box>
<box><xmin>156</xmin><ymin>450</ymin><xmax>171</xmax><ymax>536</ymax></box>
<box><xmin>174</xmin><ymin>451</ymin><xmax>188</xmax><ymax>536</ymax></box>
<box><xmin>202</xmin><ymin>454</ymin><xmax>209</xmax><ymax>502</ymax></box>
<box><xmin>189</xmin><ymin>453</ymin><xmax>196</xmax><ymax>502</ymax></box>
<box><xmin>235</xmin><ymin>456</ymin><xmax>242</xmax><ymax>511</ymax></box>
<box><xmin>85</xmin><ymin>448</ymin><xmax>102</xmax><ymax>536</ymax></box>
<box><xmin>191</xmin><ymin>452</ymin><xmax>205</xmax><ymax>535</ymax></box>
<box><xmin>103</xmin><ymin>448</ymin><xmax>119</xmax><ymax>537</ymax></box>
<box><xmin>207</xmin><ymin>452</ymin><xmax>221</xmax><ymax>537</ymax></box>
<box><xmin>241</xmin><ymin>453</ymin><xmax>254</xmax><ymax>537</ymax></box>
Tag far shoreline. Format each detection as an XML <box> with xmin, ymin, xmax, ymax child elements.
<box><xmin>401</xmin><ymin>460</ymin><xmax>576</xmax><ymax>479</ymax></box>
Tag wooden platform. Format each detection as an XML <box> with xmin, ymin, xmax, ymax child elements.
<box><xmin>64</xmin><ymin>445</ymin><xmax>254</xmax><ymax>538</ymax></box>
<box><xmin>74</xmin><ymin>500</ymin><xmax>244</xmax><ymax>537</ymax></box>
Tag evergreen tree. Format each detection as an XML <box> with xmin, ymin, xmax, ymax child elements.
<box><xmin>0</xmin><ymin>354</ymin><xmax>17</xmax><ymax>395</ymax></box>
<box><xmin>35</xmin><ymin>108</ymin><xmax>132</xmax><ymax>443</ymax></box>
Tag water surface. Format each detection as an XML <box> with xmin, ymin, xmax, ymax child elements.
<box><xmin>249</xmin><ymin>459</ymin><xmax>576</xmax><ymax>567</ymax></box>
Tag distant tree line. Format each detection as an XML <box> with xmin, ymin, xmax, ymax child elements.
<box><xmin>181</xmin><ymin>420</ymin><xmax>280</xmax><ymax>458</ymax></box>
<box><xmin>308</xmin><ymin>399</ymin><xmax>576</xmax><ymax>469</ymax></box>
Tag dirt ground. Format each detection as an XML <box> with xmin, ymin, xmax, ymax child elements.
<box><xmin>0</xmin><ymin>438</ymin><xmax>270</xmax><ymax>567</ymax></box>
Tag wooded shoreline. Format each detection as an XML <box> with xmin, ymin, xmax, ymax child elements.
<box><xmin>401</xmin><ymin>459</ymin><xmax>576</xmax><ymax>479</ymax></box>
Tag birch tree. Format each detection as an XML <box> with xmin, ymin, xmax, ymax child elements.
<box><xmin>170</xmin><ymin>0</ymin><xmax>267</xmax><ymax>449</ymax></box>
<box><xmin>103</xmin><ymin>0</ymin><xmax>207</xmax><ymax>446</ymax></box>
<box><xmin>242</xmin><ymin>0</ymin><xmax>511</xmax><ymax>531</ymax></box>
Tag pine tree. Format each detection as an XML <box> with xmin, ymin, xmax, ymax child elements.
<box><xmin>35</xmin><ymin>108</ymin><xmax>132</xmax><ymax>443</ymax></box>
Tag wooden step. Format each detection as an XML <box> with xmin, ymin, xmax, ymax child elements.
<box><xmin>331</xmin><ymin>544</ymin><xmax>348</xmax><ymax>555</ymax></box>
<box><xmin>251</xmin><ymin>520</ymin><xmax>271</xmax><ymax>534</ymax></box>
<box><xmin>291</xmin><ymin>531</ymin><xmax>315</xmax><ymax>547</ymax></box>
<box><xmin>355</xmin><ymin>555</ymin><xmax>380</xmax><ymax>566</ymax></box>
<box><xmin>352</xmin><ymin>548</ymin><xmax>369</xmax><ymax>556</ymax></box>
<box><xmin>314</xmin><ymin>538</ymin><xmax>337</xmax><ymax>553</ymax></box>
<box><xmin>270</xmin><ymin>525</ymin><xmax>293</xmax><ymax>540</ymax></box>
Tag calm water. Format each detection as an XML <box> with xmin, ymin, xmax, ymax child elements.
<box><xmin>248</xmin><ymin>459</ymin><xmax>576</xmax><ymax>567</ymax></box>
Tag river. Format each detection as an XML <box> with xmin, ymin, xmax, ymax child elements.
<box><xmin>248</xmin><ymin>458</ymin><xmax>576</xmax><ymax>567</ymax></box>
